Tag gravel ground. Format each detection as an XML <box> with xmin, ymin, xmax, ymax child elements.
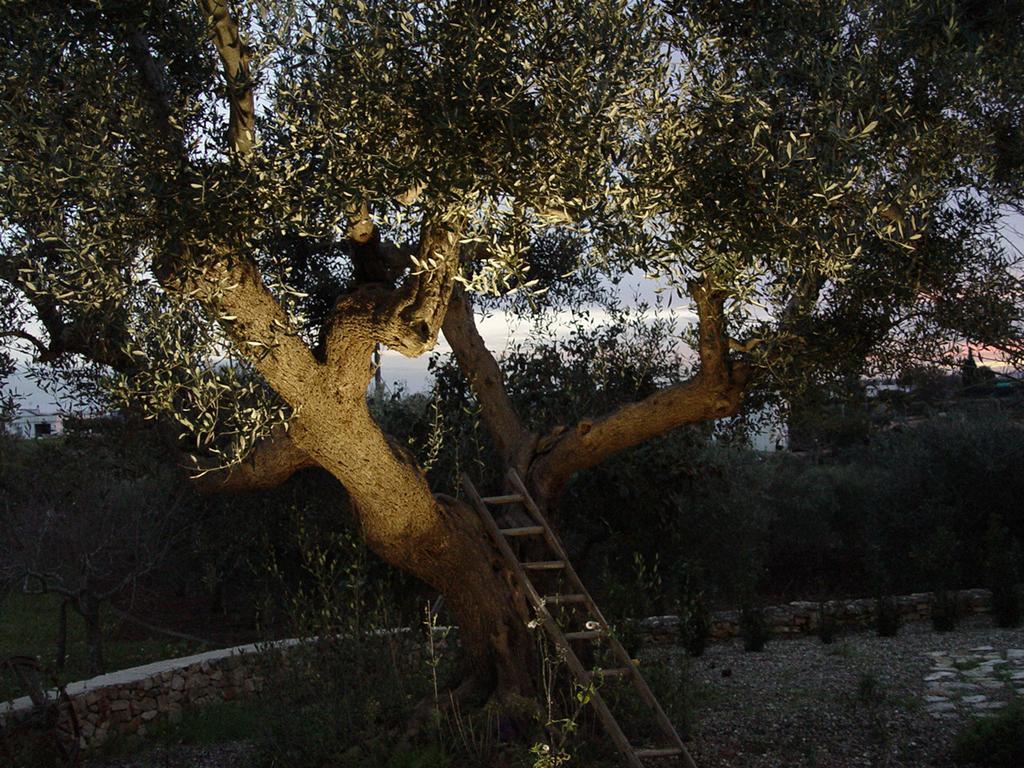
<box><xmin>89</xmin><ymin>742</ymin><xmax>254</xmax><ymax>768</ymax></box>
<box><xmin>87</xmin><ymin>617</ymin><xmax>1024</xmax><ymax>768</ymax></box>
<box><xmin>678</xmin><ymin>616</ymin><xmax>1024</xmax><ymax>768</ymax></box>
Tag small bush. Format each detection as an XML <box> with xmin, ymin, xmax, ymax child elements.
<box><xmin>984</xmin><ymin>517</ymin><xmax>1022</xmax><ymax>629</ymax></box>
<box><xmin>991</xmin><ymin>584</ymin><xmax>1022</xmax><ymax>629</ymax></box>
<box><xmin>146</xmin><ymin>699</ymin><xmax>266</xmax><ymax>746</ymax></box>
<box><xmin>740</xmin><ymin>604</ymin><xmax>769</xmax><ymax>652</ymax></box>
<box><xmin>253</xmin><ymin>519</ymin><xmax>440</xmax><ymax>768</ymax></box>
<box><xmin>952</xmin><ymin>700</ymin><xmax>1024</xmax><ymax>767</ymax></box>
<box><xmin>612</xmin><ymin>619</ymin><xmax>644</xmax><ymax>658</ymax></box>
<box><xmin>680</xmin><ymin>600</ymin><xmax>713</xmax><ymax>658</ymax></box>
<box><xmin>876</xmin><ymin>595</ymin><xmax>901</xmax><ymax>637</ymax></box>
<box><xmin>856</xmin><ymin>672</ymin><xmax>883</xmax><ymax>704</ymax></box>
<box><xmin>932</xmin><ymin>590</ymin><xmax>962</xmax><ymax>632</ymax></box>
<box><xmin>818</xmin><ymin>601</ymin><xmax>837</xmax><ymax>645</ymax></box>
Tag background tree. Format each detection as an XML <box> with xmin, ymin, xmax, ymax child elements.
<box><xmin>0</xmin><ymin>0</ymin><xmax>1021</xmax><ymax>707</ymax></box>
<box><xmin>0</xmin><ymin>434</ymin><xmax>187</xmax><ymax>674</ymax></box>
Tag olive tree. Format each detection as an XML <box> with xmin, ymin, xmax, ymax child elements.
<box><xmin>1</xmin><ymin>0</ymin><xmax>1021</xmax><ymax>704</ymax></box>
<box><xmin>0</xmin><ymin>437</ymin><xmax>187</xmax><ymax>675</ymax></box>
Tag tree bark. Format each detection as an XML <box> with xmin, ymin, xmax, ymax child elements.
<box><xmin>442</xmin><ymin>285</ymin><xmax>536</xmax><ymax>471</ymax></box>
<box><xmin>120</xmin><ymin>7</ymin><xmax>542</xmax><ymax>703</ymax></box>
<box><xmin>126</xmin><ymin>6</ymin><xmax>747</xmax><ymax>708</ymax></box>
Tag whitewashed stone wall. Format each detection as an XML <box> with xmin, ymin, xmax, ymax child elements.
<box><xmin>0</xmin><ymin>640</ymin><xmax>299</xmax><ymax>750</ymax></box>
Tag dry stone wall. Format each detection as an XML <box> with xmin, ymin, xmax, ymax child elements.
<box><xmin>640</xmin><ymin>588</ymin><xmax>993</xmax><ymax>644</ymax></box>
<box><xmin>0</xmin><ymin>640</ymin><xmax>299</xmax><ymax>750</ymax></box>
<box><xmin>0</xmin><ymin>588</ymin><xmax>997</xmax><ymax>754</ymax></box>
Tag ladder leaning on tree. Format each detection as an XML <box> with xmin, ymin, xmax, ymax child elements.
<box><xmin>462</xmin><ymin>468</ymin><xmax>697</xmax><ymax>768</ymax></box>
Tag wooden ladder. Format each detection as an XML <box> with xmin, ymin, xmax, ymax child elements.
<box><xmin>462</xmin><ymin>468</ymin><xmax>697</xmax><ymax>768</ymax></box>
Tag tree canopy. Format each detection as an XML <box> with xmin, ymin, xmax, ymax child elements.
<box><xmin>1</xmin><ymin>0</ymin><xmax>1023</xmax><ymax>698</ymax></box>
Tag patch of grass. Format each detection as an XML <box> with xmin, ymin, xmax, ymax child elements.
<box><xmin>0</xmin><ymin>593</ymin><xmax>210</xmax><ymax>700</ymax></box>
<box><xmin>151</xmin><ymin>699</ymin><xmax>266</xmax><ymax>746</ymax></box>
<box><xmin>954</xmin><ymin>659</ymin><xmax>982</xmax><ymax>671</ymax></box>
<box><xmin>385</xmin><ymin>745</ymin><xmax>452</xmax><ymax>768</ymax></box>
<box><xmin>825</xmin><ymin>642</ymin><xmax>856</xmax><ymax>659</ymax></box>
<box><xmin>87</xmin><ymin>700</ymin><xmax>266</xmax><ymax>761</ymax></box>
<box><xmin>856</xmin><ymin>672</ymin><xmax>883</xmax><ymax>705</ymax></box>
<box><xmin>952</xmin><ymin>700</ymin><xmax>1024</xmax><ymax>767</ymax></box>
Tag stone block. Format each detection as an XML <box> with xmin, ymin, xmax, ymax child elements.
<box><xmin>187</xmin><ymin>673</ymin><xmax>210</xmax><ymax>689</ymax></box>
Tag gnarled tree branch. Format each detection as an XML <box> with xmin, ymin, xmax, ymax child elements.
<box><xmin>197</xmin><ymin>0</ymin><xmax>255</xmax><ymax>155</ymax></box>
<box><xmin>0</xmin><ymin>329</ymin><xmax>49</xmax><ymax>358</ymax></box>
<box><xmin>0</xmin><ymin>252</ymin><xmax>134</xmax><ymax>369</ymax></box>
<box><xmin>442</xmin><ymin>283</ymin><xmax>535</xmax><ymax>468</ymax></box>
<box><xmin>528</xmin><ymin>280</ymin><xmax>751</xmax><ymax>500</ymax></box>
<box><xmin>323</xmin><ymin>219</ymin><xmax>464</xmax><ymax>373</ymax></box>
<box><xmin>193</xmin><ymin>423</ymin><xmax>315</xmax><ymax>494</ymax></box>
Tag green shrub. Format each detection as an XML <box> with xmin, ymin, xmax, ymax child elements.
<box><xmin>679</xmin><ymin>599</ymin><xmax>713</xmax><ymax>658</ymax></box>
<box><xmin>875</xmin><ymin>595</ymin><xmax>901</xmax><ymax>637</ymax></box>
<box><xmin>740</xmin><ymin>604</ymin><xmax>769</xmax><ymax>652</ymax></box>
<box><xmin>147</xmin><ymin>699</ymin><xmax>266</xmax><ymax>746</ymax></box>
<box><xmin>984</xmin><ymin>516</ymin><xmax>1022</xmax><ymax>628</ymax></box>
<box><xmin>253</xmin><ymin>518</ymin><xmax>442</xmax><ymax>768</ymax></box>
<box><xmin>952</xmin><ymin>700</ymin><xmax>1024</xmax><ymax>767</ymax></box>
<box><xmin>818</xmin><ymin>601</ymin><xmax>837</xmax><ymax>645</ymax></box>
<box><xmin>991</xmin><ymin>584</ymin><xmax>1022</xmax><ymax>629</ymax></box>
<box><xmin>932</xmin><ymin>589</ymin><xmax>962</xmax><ymax>633</ymax></box>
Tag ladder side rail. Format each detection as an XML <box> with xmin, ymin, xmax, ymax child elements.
<box><xmin>463</xmin><ymin>472</ymin><xmax>587</xmax><ymax>646</ymax></box>
<box><xmin>552</xmin><ymin>622</ymin><xmax>645</xmax><ymax>768</ymax></box>
<box><xmin>462</xmin><ymin>473</ymin><xmax>576</xmax><ymax>631</ymax></box>
<box><xmin>463</xmin><ymin>474</ymin><xmax>643</xmax><ymax>767</ymax></box>
<box><xmin>507</xmin><ymin>469</ymin><xmax>693</xmax><ymax>764</ymax></box>
<box><xmin>461</xmin><ymin>474</ymin><xmax>537</xmax><ymax>628</ymax></box>
<box><xmin>506</xmin><ymin>469</ymin><xmax>627</xmax><ymax>637</ymax></box>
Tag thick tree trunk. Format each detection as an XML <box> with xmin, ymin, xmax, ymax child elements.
<box><xmin>284</xmin><ymin>394</ymin><xmax>538</xmax><ymax>700</ymax></box>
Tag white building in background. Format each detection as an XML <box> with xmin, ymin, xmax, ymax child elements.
<box><xmin>5</xmin><ymin>409</ymin><xmax>63</xmax><ymax>439</ymax></box>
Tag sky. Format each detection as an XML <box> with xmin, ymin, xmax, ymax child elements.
<box><xmin>6</xmin><ymin>212</ymin><xmax>1023</xmax><ymax>415</ymax></box>
<box><xmin>4</xmin><ymin>271</ymin><xmax>679</xmax><ymax>413</ymax></box>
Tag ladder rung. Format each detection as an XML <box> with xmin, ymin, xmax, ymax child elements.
<box><xmin>588</xmin><ymin>667</ymin><xmax>632</xmax><ymax>679</ymax></box>
<box><xmin>464</xmin><ymin>470</ymin><xmax>690</xmax><ymax>768</ymax></box>
<box><xmin>634</xmin><ymin>747</ymin><xmax>684</xmax><ymax>759</ymax></box>
<box><xmin>564</xmin><ymin>630</ymin><xmax>603</xmax><ymax>641</ymax></box>
<box><xmin>481</xmin><ymin>494</ymin><xmax>524</xmax><ymax>505</ymax></box>
<box><xmin>544</xmin><ymin>593</ymin><xmax>587</xmax><ymax>605</ymax></box>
